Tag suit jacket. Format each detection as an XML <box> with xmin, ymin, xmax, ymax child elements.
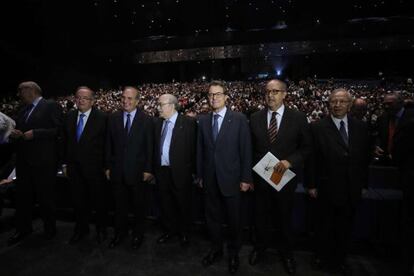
<box><xmin>250</xmin><ymin>108</ymin><xmax>312</xmax><ymax>191</ymax></box>
<box><xmin>392</xmin><ymin>108</ymin><xmax>414</xmax><ymax>171</ymax></box>
<box><xmin>14</xmin><ymin>98</ymin><xmax>63</xmax><ymax>167</ymax></box>
<box><xmin>105</xmin><ymin>109</ymin><xmax>153</xmax><ymax>186</ymax></box>
<box><xmin>153</xmin><ymin>114</ymin><xmax>197</xmax><ymax>189</ymax></box>
<box><xmin>62</xmin><ymin>108</ymin><xmax>107</xmax><ymax>174</ymax></box>
<box><xmin>309</xmin><ymin>116</ymin><xmax>370</xmax><ymax>206</ymax></box>
<box><xmin>375</xmin><ymin>108</ymin><xmax>411</xmax><ymax>157</ymax></box>
<box><xmin>197</xmin><ymin>109</ymin><xmax>252</xmax><ymax>197</ymax></box>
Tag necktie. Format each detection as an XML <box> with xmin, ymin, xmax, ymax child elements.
<box><xmin>125</xmin><ymin>113</ymin><xmax>131</xmax><ymax>134</ymax></box>
<box><xmin>339</xmin><ymin>120</ymin><xmax>349</xmax><ymax>145</ymax></box>
<box><xmin>268</xmin><ymin>112</ymin><xmax>278</xmax><ymax>143</ymax></box>
<box><xmin>76</xmin><ymin>113</ymin><xmax>85</xmax><ymax>142</ymax></box>
<box><xmin>212</xmin><ymin>114</ymin><xmax>220</xmax><ymax>142</ymax></box>
<box><xmin>160</xmin><ymin>120</ymin><xmax>170</xmax><ymax>154</ymax></box>
<box><xmin>387</xmin><ymin>117</ymin><xmax>396</xmax><ymax>154</ymax></box>
<box><xmin>24</xmin><ymin>104</ymin><xmax>34</xmax><ymax>122</ymax></box>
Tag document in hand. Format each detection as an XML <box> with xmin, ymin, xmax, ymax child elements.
<box><xmin>253</xmin><ymin>152</ymin><xmax>296</xmax><ymax>192</ymax></box>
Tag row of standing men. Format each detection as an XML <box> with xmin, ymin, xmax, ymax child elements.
<box><xmin>5</xmin><ymin>80</ymin><xmax>414</xmax><ymax>275</ymax></box>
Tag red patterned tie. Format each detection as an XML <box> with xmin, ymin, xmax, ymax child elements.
<box><xmin>268</xmin><ymin>112</ymin><xmax>278</xmax><ymax>143</ymax></box>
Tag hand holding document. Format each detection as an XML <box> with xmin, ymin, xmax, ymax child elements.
<box><xmin>253</xmin><ymin>152</ymin><xmax>296</xmax><ymax>191</ymax></box>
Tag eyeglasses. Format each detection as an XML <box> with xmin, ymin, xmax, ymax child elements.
<box><xmin>75</xmin><ymin>96</ymin><xmax>93</xmax><ymax>101</ymax></box>
<box><xmin>265</xmin><ymin>89</ymin><xmax>286</xmax><ymax>96</ymax></box>
<box><xmin>157</xmin><ymin>102</ymin><xmax>172</xmax><ymax>107</ymax></box>
<box><xmin>207</xmin><ymin>92</ymin><xmax>225</xmax><ymax>99</ymax></box>
<box><xmin>329</xmin><ymin>100</ymin><xmax>350</xmax><ymax>106</ymax></box>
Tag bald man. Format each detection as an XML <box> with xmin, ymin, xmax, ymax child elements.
<box><xmin>153</xmin><ymin>94</ymin><xmax>197</xmax><ymax>246</ymax></box>
<box><xmin>249</xmin><ymin>79</ymin><xmax>312</xmax><ymax>275</ymax></box>
<box><xmin>8</xmin><ymin>81</ymin><xmax>63</xmax><ymax>246</ymax></box>
<box><xmin>308</xmin><ymin>88</ymin><xmax>370</xmax><ymax>274</ymax></box>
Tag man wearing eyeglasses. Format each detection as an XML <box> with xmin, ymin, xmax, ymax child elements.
<box><xmin>249</xmin><ymin>79</ymin><xmax>312</xmax><ymax>275</ymax></box>
<box><xmin>197</xmin><ymin>81</ymin><xmax>252</xmax><ymax>274</ymax></box>
<box><xmin>153</xmin><ymin>94</ymin><xmax>196</xmax><ymax>247</ymax></box>
<box><xmin>61</xmin><ymin>86</ymin><xmax>108</xmax><ymax>244</ymax></box>
<box><xmin>308</xmin><ymin>88</ymin><xmax>370</xmax><ymax>274</ymax></box>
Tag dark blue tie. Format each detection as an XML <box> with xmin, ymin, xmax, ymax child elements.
<box><xmin>76</xmin><ymin>113</ymin><xmax>85</xmax><ymax>142</ymax></box>
<box><xmin>160</xmin><ymin>120</ymin><xmax>170</xmax><ymax>154</ymax></box>
<box><xmin>212</xmin><ymin>114</ymin><xmax>220</xmax><ymax>142</ymax></box>
<box><xmin>339</xmin><ymin>120</ymin><xmax>348</xmax><ymax>145</ymax></box>
<box><xmin>125</xmin><ymin>113</ymin><xmax>131</xmax><ymax>134</ymax></box>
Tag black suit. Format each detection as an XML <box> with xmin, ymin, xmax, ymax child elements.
<box><xmin>250</xmin><ymin>107</ymin><xmax>312</xmax><ymax>257</ymax></box>
<box><xmin>153</xmin><ymin>114</ymin><xmax>197</xmax><ymax>236</ymax></box>
<box><xmin>392</xmin><ymin>108</ymin><xmax>414</xmax><ymax>268</ymax></box>
<box><xmin>309</xmin><ymin>116</ymin><xmax>370</xmax><ymax>265</ymax></box>
<box><xmin>62</xmin><ymin>108</ymin><xmax>108</xmax><ymax>234</ymax></box>
<box><xmin>13</xmin><ymin>97</ymin><xmax>63</xmax><ymax>235</ymax></box>
<box><xmin>197</xmin><ymin>108</ymin><xmax>252</xmax><ymax>256</ymax></box>
<box><xmin>105</xmin><ymin>109</ymin><xmax>153</xmax><ymax>237</ymax></box>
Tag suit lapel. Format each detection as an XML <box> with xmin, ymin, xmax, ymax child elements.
<box><xmin>170</xmin><ymin>114</ymin><xmax>182</xmax><ymax>150</ymax></box>
<box><xmin>25</xmin><ymin>98</ymin><xmax>44</xmax><ymax>124</ymax></box>
<box><xmin>117</xmin><ymin>111</ymin><xmax>125</xmax><ymax>138</ymax></box>
<box><xmin>206</xmin><ymin>113</ymin><xmax>214</xmax><ymax>146</ymax></box>
<box><xmin>215</xmin><ymin>109</ymin><xmax>232</xmax><ymax>144</ymax></box>
<box><xmin>128</xmin><ymin>110</ymin><xmax>141</xmax><ymax>139</ymax></box>
<box><xmin>276</xmin><ymin>108</ymin><xmax>290</xmax><ymax>142</ymax></box>
<box><xmin>68</xmin><ymin>111</ymin><xmax>78</xmax><ymax>141</ymax></box>
<box><xmin>325</xmin><ymin>117</ymin><xmax>349</xmax><ymax>150</ymax></box>
<box><xmin>78</xmin><ymin>109</ymin><xmax>95</xmax><ymax>143</ymax></box>
<box><xmin>258</xmin><ymin>109</ymin><xmax>270</xmax><ymax>145</ymax></box>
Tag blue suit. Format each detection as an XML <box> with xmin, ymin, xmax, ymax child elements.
<box><xmin>197</xmin><ymin>108</ymin><xmax>252</xmax><ymax>255</ymax></box>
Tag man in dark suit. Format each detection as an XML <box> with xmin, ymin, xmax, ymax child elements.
<box><xmin>391</xmin><ymin>99</ymin><xmax>414</xmax><ymax>274</ymax></box>
<box><xmin>62</xmin><ymin>86</ymin><xmax>108</xmax><ymax>244</ymax></box>
<box><xmin>197</xmin><ymin>81</ymin><xmax>252</xmax><ymax>274</ymax></box>
<box><xmin>308</xmin><ymin>88</ymin><xmax>370</xmax><ymax>274</ymax></box>
<box><xmin>374</xmin><ymin>93</ymin><xmax>405</xmax><ymax>165</ymax></box>
<box><xmin>8</xmin><ymin>81</ymin><xmax>63</xmax><ymax>246</ymax></box>
<box><xmin>249</xmin><ymin>79</ymin><xmax>312</xmax><ymax>275</ymax></box>
<box><xmin>105</xmin><ymin>86</ymin><xmax>153</xmax><ymax>250</ymax></box>
<box><xmin>153</xmin><ymin>94</ymin><xmax>196</xmax><ymax>246</ymax></box>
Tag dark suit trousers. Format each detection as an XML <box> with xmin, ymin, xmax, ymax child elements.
<box><xmin>15</xmin><ymin>160</ymin><xmax>56</xmax><ymax>234</ymax></box>
<box><xmin>401</xmin><ymin>170</ymin><xmax>414</xmax><ymax>266</ymax></box>
<box><xmin>113</xmin><ymin>179</ymin><xmax>146</xmax><ymax>237</ymax></box>
<box><xmin>157</xmin><ymin>166</ymin><xmax>190</xmax><ymax>235</ymax></box>
<box><xmin>314</xmin><ymin>197</ymin><xmax>355</xmax><ymax>265</ymax></box>
<box><xmin>204</xmin><ymin>175</ymin><xmax>241</xmax><ymax>256</ymax></box>
<box><xmin>253</xmin><ymin>179</ymin><xmax>295</xmax><ymax>257</ymax></box>
<box><xmin>68</xmin><ymin>163</ymin><xmax>107</xmax><ymax>233</ymax></box>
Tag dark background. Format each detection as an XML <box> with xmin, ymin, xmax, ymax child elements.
<box><xmin>1</xmin><ymin>0</ymin><xmax>414</xmax><ymax>96</ymax></box>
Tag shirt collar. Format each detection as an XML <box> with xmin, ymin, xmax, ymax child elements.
<box><xmin>32</xmin><ymin>96</ymin><xmax>42</xmax><ymax>107</ymax></box>
<box><xmin>396</xmin><ymin>107</ymin><xmax>405</xmax><ymax>120</ymax></box>
<box><xmin>268</xmin><ymin>104</ymin><xmax>285</xmax><ymax>117</ymax></box>
<box><xmin>124</xmin><ymin>108</ymin><xmax>137</xmax><ymax>118</ymax></box>
<box><xmin>331</xmin><ymin>114</ymin><xmax>348</xmax><ymax>127</ymax></box>
<box><xmin>165</xmin><ymin>111</ymin><xmax>178</xmax><ymax>125</ymax></box>
<box><xmin>78</xmin><ymin>108</ymin><xmax>92</xmax><ymax>117</ymax></box>
<box><xmin>213</xmin><ymin>106</ymin><xmax>227</xmax><ymax>118</ymax></box>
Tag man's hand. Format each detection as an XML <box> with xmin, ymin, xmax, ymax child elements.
<box><xmin>308</xmin><ymin>188</ymin><xmax>318</xmax><ymax>199</ymax></box>
<box><xmin>374</xmin><ymin>146</ymin><xmax>384</xmax><ymax>157</ymax></box>
<box><xmin>143</xmin><ymin>172</ymin><xmax>153</xmax><ymax>182</ymax></box>
<box><xmin>23</xmin><ymin>130</ymin><xmax>34</xmax><ymax>140</ymax></box>
<box><xmin>10</xmin><ymin>129</ymin><xmax>23</xmax><ymax>138</ymax></box>
<box><xmin>197</xmin><ymin>178</ymin><xmax>203</xmax><ymax>188</ymax></box>
<box><xmin>240</xmin><ymin>182</ymin><xmax>251</xmax><ymax>192</ymax></box>
<box><xmin>105</xmin><ymin>169</ymin><xmax>111</xmax><ymax>181</ymax></box>
<box><xmin>0</xmin><ymin>179</ymin><xmax>13</xmax><ymax>185</ymax></box>
<box><xmin>273</xmin><ymin>160</ymin><xmax>291</xmax><ymax>174</ymax></box>
<box><xmin>62</xmin><ymin>167</ymin><xmax>67</xmax><ymax>177</ymax></box>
